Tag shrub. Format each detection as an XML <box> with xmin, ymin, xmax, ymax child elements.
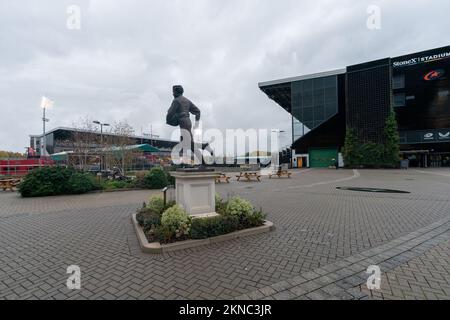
<box><xmin>67</xmin><ymin>172</ymin><xmax>97</xmax><ymax>194</ymax></box>
<box><xmin>240</xmin><ymin>208</ymin><xmax>266</xmax><ymax>229</ymax></box>
<box><xmin>19</xmin><ymin>167</ymin><xmax>98</xmax><ymax>197</ymax></box>
<box><xmin>215</xmin><ymin>193</ymin><xmax>227</xmax><ymax>215</ymax></box>
<box><xmin>147</xmin><ymin>196</ymin><xmax>166</xmax><ymax>215</ymax></box>
<box><xmin>165</xmin><ymin>200</ymin><xmax>177</xmax><ymax>210</ymax></box>
<box><xmin>131</xmin><ymin>176</ymin><xmax>146</xmax><ymax>189</ymax></box>
<box><xmin>136</xmin><ymin>209</ymin><xmax>161</xmax><ymax>232</ymax></box>
<box><xmin>102</xmin><ymin>180</ymin><xmax>130</xmax><ymax>190</ymax></box>
<box><xmin>190</xmin><ymin>215</ymin><xmax>240</xmax><ymax>239</ymax></box>
<box><xmin>161</xmin><ymin>205</ymin><xmax>191</xmax><ymax>239</ymax></box>
<box><xmin>162</xmin><ymin>166</ymin><xmax>177</xmax><ymax>186</ymax></box>
<box><xmin>225</xmin><ymin>196</ymin><xmax>265</xmax><ymax>229</ymax></box>
<box><xmin>142</xmin><ymin>167</ymin><xmax>168</xmax><ymax>189</ymax></box>
<box><xmin>166</xmin><ymin>172</ymin><xmax>176</xmax><ymax>186</ymax></box>
<box><xmin>226</xmin><ymin>197</ymin><xmax>254</xmax><ymax>218</ymax></box>
<box><xmin>153</xmin><ymin>225</ymin><xmax>176</xmax><ymax>244</ymax></box>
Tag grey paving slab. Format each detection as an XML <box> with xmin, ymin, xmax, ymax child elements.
<box><xmin>1</xmin><ymin>169</ymin><xmax>450</xmax><ymax>299</ymax></box>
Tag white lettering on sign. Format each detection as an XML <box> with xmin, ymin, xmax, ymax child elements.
<box><xmin>393</xmin><ymin>51</ymin><xmax>450</xmax><ymax>68</ymax></box>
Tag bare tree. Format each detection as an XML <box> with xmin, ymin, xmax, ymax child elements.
<box><xmin>104</xmin><ymin>121</ymin><xmax>138</xmax><ymax>173</ymax></box>
<box><xmin>69</xmin><ymin>117</ymin><xmax>101</xmax><ymax>171</ymax></box>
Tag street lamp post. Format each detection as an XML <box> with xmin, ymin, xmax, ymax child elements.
<box><xmin>40</xmin><ymin>96</ymin><xmax>54</xmax><ymax>164</ymax></box>
<box><xmin>93</xmin><ymin>121</ymin><xmax>110</xmax><ymax>171</ymax></box>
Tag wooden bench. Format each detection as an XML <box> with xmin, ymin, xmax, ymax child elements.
<box><xmin>236</xmin><ymin>172</ymin><xmax>261</xmax><ymax>182</ymax></box>
<box><xmin>0</xmin><ymin>179</ymin><xmax>21</xmax><ymax>192</ymax></box>
<box><xmin>215</xmin><ymin>173</ymin><xmax>231</xmax><ymax>184</ymax></box>
<box><xmin>269</xmin><ymin>169</ymin><xmax>292</xmax><ymax>179</ymax></box>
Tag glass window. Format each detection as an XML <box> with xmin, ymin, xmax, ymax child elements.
<box><xmin>394</xmin><ymin>93</ymin><xmax>406</xmax><ymax>107</ymax></box>
<box><xmin>313</xmin><ymin>77</ymin><xmax>324</xmax><ymax>89</ymax></box>
<box><xmin>303</xmin><ymin>121</ymin><xmax>313</xmax><ymax>130</ymax></box>
<box><xmin>314</xmin><ymin>105</ymin><xmax>325</xmax><ymax>121</ymax></box>
<box><xmin>324</xmin><ymin>87</ymin><xmax>336</xmax><ymax>104</ymax></box>
<box><xmin>325</xmin><ymin>103</ymin><xmax>337</xmax><ymax>118</ymax></box>
<box><xmin>438</xmin><ymin>90</ymin><xmax>449</xmax><ymax>98</ymax></box>
<box><xmin>292</xmin><ymin>107</ymin><xmax>303</xmax><ymax>121</ymax></box>
<box><xmin>323</xmin><ymin>76</ymin><xmax>336</xmax><ymax>88</ymax></box>
<box><xmin>313</xmin><ymin>120</ymin><xmax>323</xmax><ymax>128</ymax></box>
<box><xmin>313</xmin><ymin>89</ymin><xmax>324</xmax><ymax>106</ymax></box>
<box><xmin>303</xmin><ymin>91</ymin><xmax>313</xmax><ymax>107</ymax></box>
<box><xmin>393</xmin><ymin>74</ymin><xmax>405</xmax><ymax>89</ymax></box>
<box><xmin>303</xmin><ymin>107</ymin><xmax>314</xmax><ymax>121</ymax></box>
<box><xmin>293</xmin><ymin>121</ymin><xmax>304</xmax><ymax>138</ymax></box>
<box><xmin>291</xmin><ymin>75</ymin><xmax>338</xmax><ymax>133</ymax></box>
<box><xmin>303</xmin><ymin>79</ymin><xmax>313</xmax><ymax>92</ymax></box>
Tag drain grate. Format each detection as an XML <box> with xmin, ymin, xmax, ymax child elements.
<box><xmin>336</xmin><ymin>187</ymin><xmax>410</xmax><ymax>194</ymax></box>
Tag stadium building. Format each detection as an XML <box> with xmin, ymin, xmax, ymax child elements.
<box><xmin>29</xmin><ymin>127</ymin><xmax>177</xmax><ymax>157</ymax></box>
<box><xmin>259</xmin><ymin>45</ymin><xmax>450</xmax><ymax>168</ymax></box>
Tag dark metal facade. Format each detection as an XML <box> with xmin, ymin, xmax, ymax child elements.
<box><xmin>259</xmin><ymin>45</ymin><xmax>450</xmax><ymax>157</ymax></box>
<box><xmin>346</xmin><ymin>58</ymin><xmax>392</xmax><ymax>144</ymax></box>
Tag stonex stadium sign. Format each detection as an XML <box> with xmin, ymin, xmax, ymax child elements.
<box><xmin>393</xmin><ymin>51</ymin><xmax>450</xmax><ymax>68</ymax></box>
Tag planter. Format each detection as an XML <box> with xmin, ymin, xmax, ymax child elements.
<box><xmin>131</xmin><ymin>214</ymin><xmax>275</xmax><ymax>254</ymax></box>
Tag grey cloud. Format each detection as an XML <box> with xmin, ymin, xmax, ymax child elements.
<box><xmin>1</xmin><ymin>0</ymin><xmax>450</xmax><ymax>152</ymax></box>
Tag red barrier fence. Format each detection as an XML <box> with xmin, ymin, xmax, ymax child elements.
<box><xmin>0</xmin><ymin>158</ymin><xmax>55</xmax><ymax>176</ymax></box>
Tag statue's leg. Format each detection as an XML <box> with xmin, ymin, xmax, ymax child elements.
<box><xmin>179</xmin><ymin>117</ymin><xmax>194</xmax><ymax>163</ymax></box>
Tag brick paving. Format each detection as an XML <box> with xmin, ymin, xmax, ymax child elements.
<box><xmin>0</xmin><ymin>169</ymin><xmax>450</xmax><ymax>300</ymax></box>
<box><xmin>360</xmin><ymin>239</ymin><xmax>450</xmax><ymax>300</ymax></box>
<box><xmin>239</xmin><ymin>213</ymin><xmax>450</xmax><ymax>300</ymax></box>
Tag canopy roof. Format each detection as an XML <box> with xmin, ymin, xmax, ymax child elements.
<box><xmin>99</xmin><ymin>144</ymin><xmax>160</xmax><ymax>153</ymax></box>
<box><xmin>50</xmin><ymin>144</ymin><xmax>160</xmax><ymax>161</ymax></box>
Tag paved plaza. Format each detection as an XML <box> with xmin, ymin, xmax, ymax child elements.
<box><xmin>1</xmin><ymin>169</ymin><xmax>450</xmax><ymax>300</ymax></box>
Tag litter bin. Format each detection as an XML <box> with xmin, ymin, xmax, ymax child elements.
<box><xmin>400</xmin><ymin>159</ymin><xmax>409</xmax><ymax>170</ymax></box>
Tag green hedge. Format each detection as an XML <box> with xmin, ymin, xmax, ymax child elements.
<box><xmin>19</xmin><ymin>167</ymin><xmax>99</xmax><ymax>197</ymax></box>
<box><xmin>190</xmin><ymin>215</ymin><xmax>240</xmax><ymax>239</ymax></box>
<box><xmin>102</xmin><ymin>180</ymin><xmax>132</xmax><ymax>190</ymax></box>
<box><xmin>141</xmin><ymin>167</ymin><xmax>168</xmax><ymax>189</ymax></box>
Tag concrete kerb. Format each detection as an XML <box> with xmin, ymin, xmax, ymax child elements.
<box><xmin>131</xmin><ymin>214</ymin><xmax>275</xmax><ymax>254</ymax></box>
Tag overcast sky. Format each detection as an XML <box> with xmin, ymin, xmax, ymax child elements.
<box><xmin>1</xmin><ymin>0</ymin><xmax>450</xmax><ymax>152</ymax></box>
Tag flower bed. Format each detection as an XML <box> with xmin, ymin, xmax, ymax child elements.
<box><xmin>132</xmin><ymin>194</ymin><xmax>273</xmax><ymax>252</ymax></box>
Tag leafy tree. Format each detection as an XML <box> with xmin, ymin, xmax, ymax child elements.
<box><xmin>142</xmin><ymin>167</ymin><xmax>168</xmax><ymax>189</ymax></box>
<box><xmin>0</xmin><ymin>151</ymin><xmax>25</xmax><ymax>159</ymax></box>
<box><xmin>360</xmin><ymin>143</ymin><xmax>384</xmax><ymax>168</ymax></box>
<box><xmin>383</xmin><ymin>110</ymin><xmax>400</xmax><ymax>168</ymax></box>
<box><xmin>342</xmin><ymin>111</ymin><xmax>400</xmax><ymax>169</ymax></box>
<box><xmin>342</xmin><ymin>128</ymin><xmax>361</xmax><ymax>168</ymax></box>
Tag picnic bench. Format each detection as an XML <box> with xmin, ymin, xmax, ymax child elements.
<box><xmin>236</xmin><ymin>172</ymin><xmax>261</xmax><ymax>182</ymax></box>
<box><xmin>0</xmin><ymin>179</ymin><xmax>21</xmax><ymax>192</ymax></box>
<box><xmin>215</xmin><ymin>173</ymin><xmax>231</xmax><ymax>184</ymax></box>
<box><xmin>269</xmin><ymin>167</ymin><xmax>292</xmax><ymax>179</ymax></box>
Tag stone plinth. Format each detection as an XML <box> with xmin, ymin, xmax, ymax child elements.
<box><xmin>170</xmin><ymin>170</ymin><xmax>221</xmax><ymax>218</ymax></box>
